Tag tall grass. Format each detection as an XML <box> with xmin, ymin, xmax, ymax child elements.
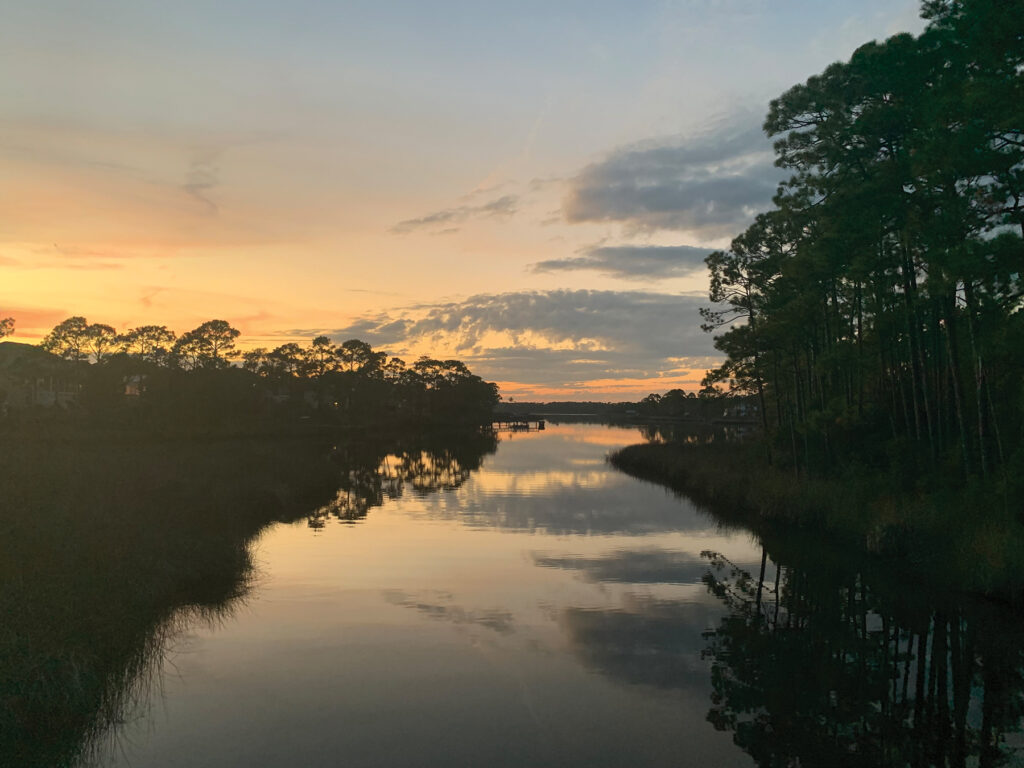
<box><xmin>0</xmin><ymin>427</ymin><xmax>341</xmax><ymax>767</ymax></box>
<box><xmin>609</xmin><ymin>441</ymin><xmax>1024</xmax><ymax>598</ymax></box>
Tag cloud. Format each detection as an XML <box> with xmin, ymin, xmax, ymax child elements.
<box><xmin>293</xmin><ymin>314</ymin><xmax>412</xmax><ymax>348</ymax></box>
<box><xmin>406</xmin><ymin>290</ymin><xmax>713</xmax><ymax>359</ymax></box>
<box><xmin>0</xmin><ymin>305</ymin><xmax>71</xmax><ymax>336</ymax></box>
<box><xmin>182</xmin><ymin>164</ymin><xmax>219</xmax><ymax>214</ymax></box>
<box><xmin>0</xmin><ymin>244</ymin><xmax>144</xmax><ymax>271</ymax></box>
<box><xmin>531</xmin><ymin>244</ymin><xmax>711</xmax><ymax>281</ymax></box>
<box><xmin>390</xmin><ymin>194</ymin><xmax>519</xmax><ymax>234</ymax></box>
<box><xmin>318</xmin><ymin>290</ymin><xmax>721</xmax><ymax>395</ymax></box>
<box><xmin>330</xmin><ymin>289</ymin><xmax>713</xmax><ymax>358</ymax></box>
<box><xmin>562</xmin><ymin>112</ymin><xmax>781</xmax><ymax>238</ymax></box>
<box><xmin>182</xmin><ymin>147</ymin><xmax>224</xmax><ymax>215</ymax></box>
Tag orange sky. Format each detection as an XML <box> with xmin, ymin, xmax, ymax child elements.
<box><xmin>0</xmin><ymin>1</ymin><xmax>923</xmax><ymax>400</ymax></box>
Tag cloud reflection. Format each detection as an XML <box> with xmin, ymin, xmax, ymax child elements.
<box><xmin>383</xmin><ymin>589</ymin><xmax>516</xmax><ymax>635</ymax></box>
<box><xmin>559</xmin><ymin>594</ymin><xmax>719</xmax><ymax>691</ymax></box>
<box><xmin>534</xmin><ymin>548</ymin><xmax>710</xmax><ymax>585</ymax></box>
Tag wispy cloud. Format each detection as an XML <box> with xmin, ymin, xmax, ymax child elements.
<box><xmin>0</xmin><ymin>244</ymin><xmax>135</xmax><ymax>271</ymax></box>
<box><xmin>182</xmin><ymin>148</ymin><xmax>223</xmax><ymax>215</ymax></box>
<box><xmin>531</xmin><ymin>244</ymin><xmax>710</xmax><ymax>281</ymax></box>
<box><xmin>390</xmin><ymin>194</ymin><xmax>519</xmax><ymax>234</ymax></box>
<box><xmin>0</xmin><ymin>305</ymin><xmax>71</xmax><ymax>336</ymax></box>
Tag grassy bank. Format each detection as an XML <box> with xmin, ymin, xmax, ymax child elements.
<box><xmin>0</xmin><ymin>420</ymin><xmax>498</xmax><ymax>767</ymax></box>
<box><xmin>0</xmin><ymin>430</ymin><xmax>346</xmax><ymax>767</ymax></box>
<box><xmin>609</xmin><ymin>441</ymin><xmax>1024</xmax><ymax>598</ymax></box>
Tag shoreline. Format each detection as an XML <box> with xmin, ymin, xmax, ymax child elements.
<box><xmin>609</xmin><ymin>440</ymin><xmax>1024</xmax><ymax>602</ymax></box>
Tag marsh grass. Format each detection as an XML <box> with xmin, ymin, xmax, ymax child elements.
<box><xmin>609</xmin><ymin>441</ymin><xmax>1024</xmax><ymax>598</ymax></box>
<box><xmin>0</xmin><ymin>426</ymin><xmax>340</xmax><ymax>767</ymax></box>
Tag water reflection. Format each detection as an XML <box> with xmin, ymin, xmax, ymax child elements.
<box><xmin>384</xmin><ymin>590</ymin><xmax>516</xmax><ymax>635</ymax></box>
<box><xmin>700</xmin><ymin>546</ymin><xmax>1024</xmax><ymax>767</ymax></box>
<box><xmin>12</xmin><ymin>423</ymin><xmax>1023</xmax><ymax>768</ymax></box>
<box><xmin>637</xmin><ymin>421</ymin><xmax>754</xmax><ymax>445</ymax></box>
<box><xmin>559</xmin><ymin>595</ymin><xmax>721</xmax><ymax>691</ymax></box>
<box><xmin>414</xmin><ymin>426</ymin><xmax>726</xmax><ymax>536</ymax></box>
<box><xmin>1</xmin><ymin>428</ymin><xmax>497</xmax><ymax>768</ymax></box>
<box><xmin>308</xmin><ymin>432</ymin><xmax>498</xmax><ymax>528</ymax></box>
<box><xmin>533</xmin><ymin>547</ymin><xmax>710</xmax><ymax>585</ymax></box>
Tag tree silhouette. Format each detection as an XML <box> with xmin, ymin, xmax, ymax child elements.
<box><xmin>303</xmin><ymin>335</ymin><xmax>336</xmax><ymax>379</ymax></box>
<box><xmin>120</xmin><ymin>325</ymin><xmax>176</xmax><ymax>364</ymax></box>
<box><xmin>701</xmin><ymin>1</ymin><xmax>1024</xmax><ymax>481</ymax></box>
<box><xmin>41</xmin><ymin>316</ymin><xmax>90</xmax><ymax>361</ymax></box>
<box><xmin>30</xmin><ymin>317</ymin><xmax>500</xmax><ymax>428</ymax></box>
<box><xmin>83</xmin><ymin>324</ymin><xmax>118</xmax><ymax>363</ymax></box>
<box><xmin>172</xmin><ymin>320</ymin><xmax>240</xmax><ymax>370</ymax></box>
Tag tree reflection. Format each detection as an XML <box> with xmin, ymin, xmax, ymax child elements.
<box><xmin>1</xmin><ymin>426</ymin><xmax>496</xmax><ymax>766</ymax></box>
<box><xmin>701</xmin><ymin>549</ymin><xmax>1024</xmax><ymax>767</ymax></box>
<box><xmin>307</xmin><ymin>431</ymin><xmax>497</xmax><ymax>527</ymax></box>
<box><xmin>638</xmin><ymin>422</ymin><xmax>754</xmax><ymax>445</ymax></box>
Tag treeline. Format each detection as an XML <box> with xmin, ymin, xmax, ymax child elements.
<box><xmin>703</xmin><ymin>0</ymin><xmax>1024</xmax><ymax>487</ymax></box>
<box><xmin>497</xmin><ymin>389</ymin><xmax>750</xmax><ymax>420</ymax></box>
<box><xmin>497</xmin><ymin>401</ymin><xmax>637</xmax><ymax>415</ymax></box>
<box><xmin>17</xmin><ymin>315</ymin><xmax>499</xmax><ymax>428</ymax></box>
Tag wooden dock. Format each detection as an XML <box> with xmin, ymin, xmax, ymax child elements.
<box><xmin>491</xmin><ymin>415</ymin><xmax>545</xmax><ymax>431</ymax></box>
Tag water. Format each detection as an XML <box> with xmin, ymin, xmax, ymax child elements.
<box><xmin>9</xmin><ymin>421</ymin><xmax>1020</xmax><ymax>766</ymax></box>
<box><xmin>98</xmin><ymin>423</ymin><xmax>764</xmax><ymax>767</ymax></box>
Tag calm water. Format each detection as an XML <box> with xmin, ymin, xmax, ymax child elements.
<box><xmin>98</xmin><ymin>423</ymin><xmax>763</xmax><ymax>767</ymax></box>
<box><xmin>62</xmin><ymin>421</ymin><xmax>1024</xmax><ymax>767</ymax></box>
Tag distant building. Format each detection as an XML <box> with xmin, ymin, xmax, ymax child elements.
<box><xmin>722</xmin><ymin>398</ymin><xmax>759</xmax><ymax>419</ymax></box>
<box><xmin>0</xmin><ymin>341</ymin><xmax>81</xmax><ymax>414</ymax></box>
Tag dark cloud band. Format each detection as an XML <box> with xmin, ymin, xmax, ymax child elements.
<box><xmin>531</xmin><ymin>244</ymin><xmax>711</xmax><ymax>281</ymax></box>
<box><xmin>390</xmin><ymin>194</ymin><xmax>518</xmax><ymax>234</ymax></box>
<box><xmin>561</xmin><ymin>114</ymin><xmax>782</xmax><ymax>238</ymax></box>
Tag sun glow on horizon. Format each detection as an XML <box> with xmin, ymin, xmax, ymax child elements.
<box><xmin>1</xmin><ymin>0</ymin><xmax>922</xmax><ymax>399</ymax></box>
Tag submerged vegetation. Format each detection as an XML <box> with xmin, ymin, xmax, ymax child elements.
<box><xmin>698</xmin><ymin>0</ymin><xmax>1023</xmax><ymax>493</ymax></box>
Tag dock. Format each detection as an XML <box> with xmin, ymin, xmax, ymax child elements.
<box><xmin>491</xmin><ymin>415</ymin><xmax>545</xmax><ymax>431</ymax></box>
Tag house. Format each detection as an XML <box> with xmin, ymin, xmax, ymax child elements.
<box><xmin>0</xmin><ymin>342</ymin><xmax>81</xmax><ymax>414</ymax></box>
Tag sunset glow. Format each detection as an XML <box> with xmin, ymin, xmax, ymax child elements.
<box><xmin>1</xmin><ymin>1</ymin><xmax>923</xmax><ymax>400</ymax></box>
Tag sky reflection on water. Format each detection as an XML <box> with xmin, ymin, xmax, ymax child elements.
<box><xmin>102</xmin><ymin>423</ymin><xmax>762</xmax><ymax>767</ymax></box>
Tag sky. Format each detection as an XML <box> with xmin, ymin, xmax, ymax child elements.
<box><xmin>1</xmin><ymin>0</ymin><xmax>925</xmax><ymax>400</ymax></box>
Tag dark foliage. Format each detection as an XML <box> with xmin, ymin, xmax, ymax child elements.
<box><xmin>703</xmin><ymin>0</ymin><xmax>1024</xmax><ymax>496</ymax></box>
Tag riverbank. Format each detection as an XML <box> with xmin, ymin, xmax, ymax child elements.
<box><xmin>0</xmin><ymin>423</ymin><xmax>497</xmax><ymax>767</ymax></box>
<box><xmin>0</xmin><ymin>434</ymin><xmax>343</xmax><ymax>767</ymax></box>
<box><xmin>609</xmin><ymin>441</ymin><xmax>1024</xmax><ymax>599</ymax></box>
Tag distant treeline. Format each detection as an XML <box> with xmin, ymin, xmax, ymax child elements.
<box><xmin>499</xmin><ymin>388</ymin><xmax>756</xmax><ymax>422</ymax></box>
<box><xmin>0</xmin><ymin>316</ymin><xmax>499</xmax><ymax>429</ymax></box>
<box><xmin>497</xmin><ymin>401</ymin><xmax>637</xmax><ymax>415</ymax></box>
<box><xmin>701</xmin><ymin>0</ymin><xmax>1024</xmax><ymax>489</ymax></box>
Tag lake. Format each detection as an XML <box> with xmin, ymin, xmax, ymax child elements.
<box><xmin>8</xmin><ymin>421</ymin><xmax>1022</xmax><ymax>767</ymax></box>
<box><xmin>93</xmin><ymin>422</ymin><xmax>763</xmax><ymax>767</ymax></box>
